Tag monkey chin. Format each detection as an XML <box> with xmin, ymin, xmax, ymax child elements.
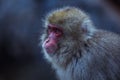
<box><xmin>45</xmin><ymin>47</ymin><xmax>56</xmax><ymax>54</ymax></box>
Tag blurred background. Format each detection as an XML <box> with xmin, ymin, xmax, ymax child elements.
<box><xmin>0</xmin><ymin>0</ymin><xmax>120</xmax><ymax>80</ymax></box>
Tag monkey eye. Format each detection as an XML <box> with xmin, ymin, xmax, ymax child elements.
<box><xmin>47</xmin><ymin>27</ymin><xmax>62</xmax><ymax>37</ymax></box>
<box><xmin>54</xmin><ymin>28</ymin><xmax>62</xmax><ymax>35</ymax></box>
<box><xmin>47</xmin><ymin>28</ymin><xmax>53</xmax><ymax>34</ymax></box>
<box><xmin>47</xmin><ymin>24</ymin><xmax>63</xmax><ymax>37</ymax></box>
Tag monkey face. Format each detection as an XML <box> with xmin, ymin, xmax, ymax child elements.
<box><xmin>42</xmin><ymin>23</ymin><xmax>63</xmax><ymax>55</ymax></box>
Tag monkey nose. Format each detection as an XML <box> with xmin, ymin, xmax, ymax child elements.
<box><xmin>45</xmin><ymin>40</ymin><xmax>57</xmax><ymax>54</ymax></box>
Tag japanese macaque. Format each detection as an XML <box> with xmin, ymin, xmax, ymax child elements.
<box><xmin>41</xmin><ymin>7</ymin><xmax>120</xmax><ymax>80</ymax></box>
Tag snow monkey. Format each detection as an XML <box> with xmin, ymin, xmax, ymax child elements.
<box><xmin>41</xmin><ymin>7</ymin><xmax>120</xmax><ymax>80</ymax></box>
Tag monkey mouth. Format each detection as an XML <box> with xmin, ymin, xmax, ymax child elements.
<box><xmin>46</xmin><ymin>48</ymin><xmax>55</xmax><ymax>54</ymax></box>
<box><xmin>45</xmin><ymin>46</ymin><xmax>57</xmax><ymax>54</ymax></box>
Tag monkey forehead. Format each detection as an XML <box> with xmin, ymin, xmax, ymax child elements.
<box><xmin>47</xmin><ymin>7</ymin><xmax>88</xmax><ymax>24</ymax></box>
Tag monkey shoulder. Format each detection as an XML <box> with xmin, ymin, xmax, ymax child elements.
<box><xmin>88</xmin><ymin>30</ymin><xmax>120</xmax><ymax>50</ymax></box>
<box><xmin>86</xmin><ymin>30</ymin><xmax>120</xmax><ymax>56</ymax></box>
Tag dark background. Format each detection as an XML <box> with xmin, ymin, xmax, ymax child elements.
<box><xmin>0</xmin><ymin>0</ymin><xmax>120</xmax><ymax>80</ymax></box>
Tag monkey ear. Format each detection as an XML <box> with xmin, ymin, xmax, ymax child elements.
<box><xmin>81</xmin><ymin>19</ymin><xmax>96</xmax><ymax>39</ymax></box>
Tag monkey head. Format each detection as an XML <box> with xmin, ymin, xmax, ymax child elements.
<box><xmin>41</xmin><ymin>7</ymin><xmax>96</xmax><ymax>67</ymax></box>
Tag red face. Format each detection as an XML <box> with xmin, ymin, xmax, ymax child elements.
<box><xmin>43</xmin><ymin>24</ymin><xmax>63</xmax><ymax>54</ymax></box>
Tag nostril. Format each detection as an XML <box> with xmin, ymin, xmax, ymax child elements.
<box><xmin>45</xmin><ymin>38</ymin><xmax>49</xmax><ymax>43</ymax></box>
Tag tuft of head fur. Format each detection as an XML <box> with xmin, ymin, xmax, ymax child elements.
<box><xmin>47</xmin><ymin>7</ymin><xmax>87</xmax><ymax>24</ymax></box>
